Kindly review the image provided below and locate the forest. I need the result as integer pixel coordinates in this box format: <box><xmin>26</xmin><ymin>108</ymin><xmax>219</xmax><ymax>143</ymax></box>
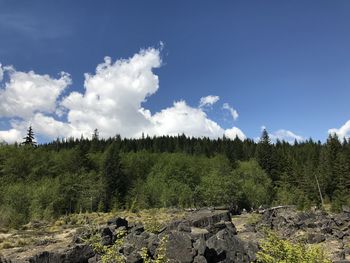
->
<box><xmin>0</xmin><ymin>128</ymin><xmax>350</xmax><ymax>228</ymax></box>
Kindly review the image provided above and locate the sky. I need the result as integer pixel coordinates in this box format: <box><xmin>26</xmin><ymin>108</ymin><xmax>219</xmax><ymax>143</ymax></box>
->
<box><xmin>1</xmin><ymin>0</ymin><xmax>350</xmax><ymax>144</ymax></box>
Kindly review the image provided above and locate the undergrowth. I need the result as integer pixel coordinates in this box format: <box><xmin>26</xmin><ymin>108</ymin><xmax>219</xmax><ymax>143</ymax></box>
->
<box><xmin>256</xmin><ymin>230</ymin><xmax>331</xmax><ymax>263</ymax></box>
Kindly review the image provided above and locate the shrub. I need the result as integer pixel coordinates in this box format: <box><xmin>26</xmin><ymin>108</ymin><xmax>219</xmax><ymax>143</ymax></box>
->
<box><xmin>256</xmin><ymin>231</ymin><xmax>331</xmax><ymax>263</ymax></box>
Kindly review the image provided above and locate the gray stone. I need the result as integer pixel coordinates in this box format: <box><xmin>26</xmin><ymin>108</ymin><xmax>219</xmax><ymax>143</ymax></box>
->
<box><xmin>165</xmin><ymin>231</ymin><xmax>196</xmax><ymax>263</ymax></box>
<box><xmin>193</xmin><ymin>237</ymin><xmax>207</xmax><ymax>256</ymax></box>
<box><xmin>193</xmin><ymin>255</ymin><xmax>207</xmax><ymax>263</ymax></box>
<box><xmin>307</xmin><ymin>233</ymin><xmax>326</xmax><ymax>244</ymax></box>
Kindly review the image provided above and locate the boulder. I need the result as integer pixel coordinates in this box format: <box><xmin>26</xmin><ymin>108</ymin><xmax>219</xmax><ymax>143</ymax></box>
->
<box><xmin>107</xmin><ymin>217</ymin><xmax>128</xmax><ymax>229</ymax></box>
<box><xmin>28</xmin><ymin>244</ymin><xmax>95</xmax><ymax>263</ymax></box>
<box><xmin>165</xmin><ymin>231</ymin><xmax>196</xmax><ymax>263</ymax></box>
<box><xmin>307</xmin><ymin>232</ymin><xmax>326</xmax><ymax>244</ymax></box>
<box><xmin>206</xmin><ymin>229</ymin><xmax>251</xmax><ymax>263</ymax></box>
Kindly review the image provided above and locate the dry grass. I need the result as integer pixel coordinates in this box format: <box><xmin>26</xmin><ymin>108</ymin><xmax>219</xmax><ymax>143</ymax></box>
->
<box><xmin>0</xmin><ymin>208</ymin><xmax>186</xmax><ymax>255</ymax></box>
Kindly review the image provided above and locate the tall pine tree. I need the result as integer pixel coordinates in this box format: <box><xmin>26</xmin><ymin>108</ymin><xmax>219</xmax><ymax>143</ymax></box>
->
<box><xmin>102</xmin><ymin>140</ymin><xmax>127</xmax><ymax>211</ymax></box>
<box><xmin>22</xmin><ymin>126</ymin><xmax>36</xmax><ymax>147</ymax></box>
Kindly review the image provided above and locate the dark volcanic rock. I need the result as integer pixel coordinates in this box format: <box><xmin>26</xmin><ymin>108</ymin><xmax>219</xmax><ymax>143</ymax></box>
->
<box><xmin>206</xmin><ymin>228</ymin><xmax>251</xmax><ymax>263</ymax></box>
<box><xmin>4</xmin><ymin>210</ymin><xmax>257</xmax><ymax>263</ymax></box>
<box><xmin>107</xmin><ymin>217</ymin><xmax>128</xmax><ymax>228</ymax></box>
<box><xmin>307</xmin><ymin>232</ymin><xmax>326</xmax><ymax>244</ymax></box>
<box><xmin>29</xmin><ymin>244</ymin><xmax>94</xmax><ymax>263</ymax></box>
<box><xmin>165</xmin><ymin>231</ymin><xmax>196</xmax><ymax>263</ymax></box>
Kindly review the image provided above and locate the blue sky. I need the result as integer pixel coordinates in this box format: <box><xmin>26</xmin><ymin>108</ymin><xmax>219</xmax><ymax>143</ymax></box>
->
<box><xmin>1</xmin><ymin>0</ymin><xmax>350</xmax><ymax>143</ymax></box>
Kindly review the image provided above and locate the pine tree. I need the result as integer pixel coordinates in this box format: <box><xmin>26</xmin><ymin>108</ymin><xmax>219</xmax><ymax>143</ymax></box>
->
<box><xmin>255</xmin><ymin>129</ymin><xmax>278</xmax><ymax>180</ymax></box>
<box><xmin>102</xmin><ymin>141</ymin><xmax>127</xmax><ymax>211</ymax></box>
<box><xmin>22</xmin><ymin>126</ymin><xmax>36</xmax><ymax>147</ymax></box>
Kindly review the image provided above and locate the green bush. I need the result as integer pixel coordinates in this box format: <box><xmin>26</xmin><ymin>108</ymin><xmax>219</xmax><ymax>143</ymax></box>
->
<box><xmin>256</xmin><ymin>231</ymin><xmax>331</xmax><ymax>263</ymax></box>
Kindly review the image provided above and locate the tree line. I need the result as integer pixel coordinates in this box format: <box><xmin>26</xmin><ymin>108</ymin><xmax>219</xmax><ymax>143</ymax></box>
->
<box><xmin>0</xmin><ymin>128</ymin><xmax>349</xmax><ymax>227</ymax></box>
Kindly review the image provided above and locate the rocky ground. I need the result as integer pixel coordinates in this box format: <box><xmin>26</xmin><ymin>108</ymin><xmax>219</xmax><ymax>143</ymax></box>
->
<box><xmin>1</xmin><ymin>207</ymin><xmax>350</xmax><ymax>262</ymax></box>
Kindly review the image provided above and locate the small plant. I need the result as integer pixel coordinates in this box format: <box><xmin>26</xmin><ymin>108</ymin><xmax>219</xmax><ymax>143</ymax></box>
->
<box><xmin>246</xmin><ymin>213</ymin><xmax>262</xmax><ymax>225</ymax></box>
<box><xmin>85</xmin><ymin>229</ymin><xmax>127</xmax><ymax>263</ymax></box>
<box><xmin>256</xmin><ymin>230</ymin><xmax>331</xmax><ymax>263</ymax></box>
<box><xmin>140</xmin><ymin>235</ymin><xmax>168</xmax><ymax>263</ymax></box>
<box><xmin>144</xmin><ymin>218</ymin><xmax>163</xmax><ymax>234</ymax></box>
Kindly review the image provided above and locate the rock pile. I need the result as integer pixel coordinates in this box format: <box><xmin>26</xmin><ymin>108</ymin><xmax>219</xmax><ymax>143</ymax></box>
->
<box><xmin>1</xmin><ymin>209</ymin><xmax>257</xmax><ymax>263</ymax></box>
<box><xmin>255</xmin><ymin>207</ymin><xmax>350</xmax><ymax>262</ymax></box>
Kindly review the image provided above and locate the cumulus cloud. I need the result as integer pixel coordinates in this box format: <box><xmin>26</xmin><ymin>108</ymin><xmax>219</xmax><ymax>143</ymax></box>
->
<box><xmin>328</xmin><ymin>120</ymin><xmax>350</xmax><ymax>140</ymax></box>
<box><xmin>60</xmin><ymin>48</ymin><xmax>161</xmax><ymax>138</ymax></box>
<box><xmin>0</xmin><ymin>47</ymin><xmax>247</xmax><ymax>143</ymax></box>
<box><xmin>225</xmin><ymin>127</ymin><xmax>246</xmax><ymax>140</ymax></box>
<box><xmin>199</xmin><ymin>95</ymin><xmax>220</xmax><ymax>108</ymax></box>
<box><xmin>0</xmin><ymin>67</ymin><xmax>71</xmax><ymax>118</ymax></box>
<box><xmin>0</xmin><ymin>129</ymin><xmax>23</xmax><ymax>144</ymax></box>
<box><xmin>145</xmin><ymin>100</ymin><xmax>223</xmax><ymax>138</ymax></box>
<box><xmin>222</xmin><ymin>103</ymin><xmax>239</xmax><ymax>121</ymax></box>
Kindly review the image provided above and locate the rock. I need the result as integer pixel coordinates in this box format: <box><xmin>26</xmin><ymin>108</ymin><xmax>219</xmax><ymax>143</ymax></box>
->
<box><xmin>190</xmin><ymin>210</ymin><xmax>231</xmax><ymax>228</ymax></box>
<box><xmin>177</xmin><ymin>222</ymin><xmax>191</xmax><ymax>232</ymax></box>
<box><xmin>244</xmin><ymin>241</ymin><xmax>259</xmax><ymax>262</ymax></box>
<box><xmin>4</xmin><ymin>209</ymin><xmax>259</xmax><ymax>263</ymax></box>
<box><xmin>0</xmin><ymin>257</ymin><xmax>12</xmax><ymax>263</ymax></box>
<box><xmin>206</xmin><ymin>229</ymin><xmax>251</xmax><ymax>262</ymax></box>
<box><xmin>307</xmin><ymin>233</ymin><xmax>326</xmax><ymax>244</ymax></box>
<box><xmin>343</xmin><ymin>206</ymin><xmax>350</xmax><ymax>214</ymax></box>
<box><xmin>107</xmin><ymin>217</ymin><xmax>128</xmax><ymax>228</ymax></box>
<box><xmin>88</xmin><ymin>255</ymin><xmax>101</xmax><ymax>263</ymax></box>
<box><xmin>193</xmin><ymin>255</ymin><xmax>207</xmax><ymax>263</ymax></box>
<box><xmin>125</xmin><ymin>252</ymin><xmax>143</xmax><ymax>263</ymax></box>
<box><xmin>334</xmin><ymin>229</ymin><xmax>346</xmax><ymax>239</ymax></box>
<box><xmin>29</xmin><ymin>244</ymin><xmax>95</xmax><ymax>263</ymax></box>
<box><xmin>193</xmin><ymin>237</ymin><xmax>207</xmax><ymax>256</ymax></box>
<box><xmin>129</xmin><ymin>223</ymin><xmax>144</xmax><ymax>235</ymax></box>
<box><xmin>165</xmin><ymin>231</ymin><xmax>196</xmax><ymax>263</ymax></box>
<box><xmin>207</xmin><ymin>221</ymin><xmax>227</xmax><ymax>235</ymax></box>
<box><xmin>147</xmin><ymin>234</ymin><xmax>159</xmax><ymax>257</ymax></box>
<box><xmin>100</xmin><ymin>227</ymin><xmax>113</xmax><ymax>246</ymax></box>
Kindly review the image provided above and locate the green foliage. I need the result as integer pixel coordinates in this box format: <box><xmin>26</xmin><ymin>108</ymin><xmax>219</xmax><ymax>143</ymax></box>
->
<box><xmin>233</xmin><ymin>160</ymin><xmax>272</xmax><ymax>209</ymax></box>
<box><xmin>256</xmin><ymin>231</ymin><xmax>331</xmax><ymax>263</ymax></box>
<box><xmin>1</xmin><ymin>132</ymin><xmax>350</xmax><ymax>227</ymax></box>
<box><xmin>140</xmin><ymin>235</ymin><xmax>168</xmax><ymax>263</ymax></box>
<box><xmin>102</xmin><ymin>141</ymin><xmax>127</xmax><ymax>211</ymax></box>
<box><xmin>86</xmin><ymin>229</ymin><xmax>127</xmax><ymax>263</ymax></box>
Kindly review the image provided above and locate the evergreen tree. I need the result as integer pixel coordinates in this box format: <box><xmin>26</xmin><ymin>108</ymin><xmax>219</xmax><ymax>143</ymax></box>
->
<box><xmin>255</xmin><ymin>129</ymin><xmax>279</xmax><ymax>181</ymax></box>
<box><xmin>102</xmin><ymin>141</ymin><xmax>127</xmax><ymax>211</ymax></box>
<box><xmin>22</xmin><ymin>126</ymin><xmax>36</xmax><ymax>147</ymax></box>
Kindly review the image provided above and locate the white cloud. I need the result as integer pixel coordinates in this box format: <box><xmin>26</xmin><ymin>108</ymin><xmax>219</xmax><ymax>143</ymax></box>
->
<box><xmin>0</xmin><ymin>67</ymin><xmax>71</xmax><ymax>118</ymax></box>
<box><xmin>0</xmin><ymin>64</ymin><xmax>3</xmax><ymax>81</ymax></box>
<box><xmin>60</xmin><ymin>48</ymin><xmax>161</xmax><ymax>138</ymax></box>
<box><xmin>144</xmin><ymin>100</ymin><xmax>224</xmax><ymax>138</ymax></box>
<box><xmin>328</xmin><ymin>120</ymin><xmax>350</xmax><ymax>140</ymax></box>
<box><xmin>199</xmin><ymin>95</ymin><xmax>220</xmax><ymax>108</ymax></box>
<box><xmin>262</xmin><ymin>129</ymin><xmax>303</xmax><ymax>144</ymax></box>
<box><xmin>0</xmin><ymin>47</ymin><xmax>247</xmax><ymax>143</ymax></box>
<box><xmin>222</xmin><ymin>103</ymin><xmax>239</xmax><ymax>121</ymax></box>
<box><xmin>0</xmin><ymin>129</ymin><xmax>22</xmax><ymax>144</ymax></box>
<box><xmin>224</xmin><ymin>127</ymin><xmax>246</xmax><ymax>140</ymax></box>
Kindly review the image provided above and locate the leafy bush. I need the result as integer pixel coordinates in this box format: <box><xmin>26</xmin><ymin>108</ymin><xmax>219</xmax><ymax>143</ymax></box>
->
<box><xmin>256</xmin><ymin>231</ymin><xmax>331</xmax><ymax>263</ymax></box>
<box><xmin>140</xmin><ymin>235</ymin><xmax>168</xmax><ymax>263</ymax></box>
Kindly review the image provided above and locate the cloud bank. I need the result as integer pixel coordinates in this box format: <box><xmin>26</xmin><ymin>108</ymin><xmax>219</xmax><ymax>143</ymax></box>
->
<box><xmin>269</xmin><ymin>129</ymin><xmax>304</xmax><ymax>143</ymax></box>
<box><xmin>0</xmin><ymin>47</ymin><xmax>246</xmax><ymax>143</ymax></box>
<box><xmin>329</xmin><ymin>120</ymin><xmax>350</xmax><ymax>140</ymax></box>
